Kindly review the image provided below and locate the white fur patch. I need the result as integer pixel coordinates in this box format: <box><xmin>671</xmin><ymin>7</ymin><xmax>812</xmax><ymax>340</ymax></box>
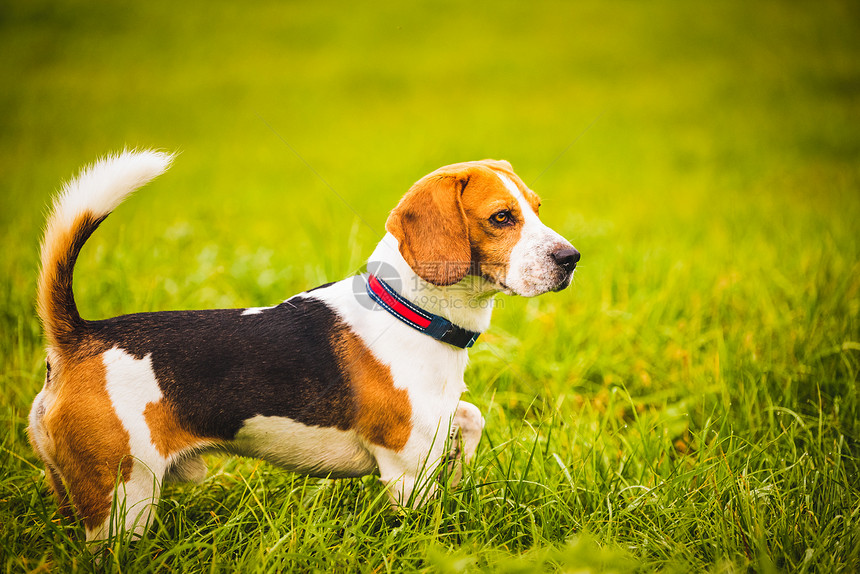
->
<box><xmin>102</xmin><ymin>348</ymin><xmax>164</xmax><ymax>461</ymax></box>
<box><xmin>98</xmin><ymin>347</ymin><xmax>170</xmax><ymax>539</ymax></box>
<box><xmin>51</xmin><ymin>150</ymin><xmax>173</xmax><ymax>228</ymax></box>
<box><xmin>494</xmin><ymin>171</ymin><xmax>573</xmax><ymax>297</ymax></box>
<box><xmin>228</xmin><ymin>414</ymin><xmax>377</xmax><ymax>478</ymax></box>
<box><xmin>241</xmin><ymin>305</ymin><xmax>277</xmax><ymax>316</ymax></box>
<box><xmin>28</xmin><ymin>389</ymin><xmax>55</xmax><ymax>467</ymax></box>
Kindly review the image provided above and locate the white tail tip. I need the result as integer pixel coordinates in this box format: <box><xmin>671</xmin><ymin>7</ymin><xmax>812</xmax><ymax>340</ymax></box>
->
<box><xmin>50</xmin><ymin>149</ymin><xmax>175</xmax><ymax>227</ymax></box>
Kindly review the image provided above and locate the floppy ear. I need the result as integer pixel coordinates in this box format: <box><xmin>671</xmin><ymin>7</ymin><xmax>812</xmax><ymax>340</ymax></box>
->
<box><xmin>386</xmin><ymin>172</ymin><xmax>472</xmax><ymax>286</ymax></box>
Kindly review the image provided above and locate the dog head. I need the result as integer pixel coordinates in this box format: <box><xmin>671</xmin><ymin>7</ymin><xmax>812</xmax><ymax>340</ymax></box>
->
<box><xmin>386</xmin><ymin>160</ymin><xmax>579</xmax><ymax>297</ymax></box>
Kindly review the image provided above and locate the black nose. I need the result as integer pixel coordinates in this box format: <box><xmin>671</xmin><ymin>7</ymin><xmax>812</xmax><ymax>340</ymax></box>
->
<box><xmin>552</xmin><ymin>247</ymin><xmax>580</xmax><ymax>272</ymax></box>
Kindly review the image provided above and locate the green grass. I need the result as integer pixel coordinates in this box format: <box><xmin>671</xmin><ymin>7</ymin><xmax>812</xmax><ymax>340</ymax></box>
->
<box><xmin>2</xmin><ymin>0</ymin><xmax>859</xmax><ymax>571</ymax></box>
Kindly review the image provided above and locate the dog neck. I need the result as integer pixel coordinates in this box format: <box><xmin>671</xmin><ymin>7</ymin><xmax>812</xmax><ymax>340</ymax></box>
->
<box><xmin>367</xmin><ymin>233</ymin><xmax>498</xmax><ymax>334</ymax></box>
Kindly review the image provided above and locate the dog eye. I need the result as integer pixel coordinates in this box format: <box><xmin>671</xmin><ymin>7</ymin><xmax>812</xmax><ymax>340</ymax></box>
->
<box><xmin>490</xmin><ymin>211</ymin><xmax>512</xmax><ymax>225</ymax></box>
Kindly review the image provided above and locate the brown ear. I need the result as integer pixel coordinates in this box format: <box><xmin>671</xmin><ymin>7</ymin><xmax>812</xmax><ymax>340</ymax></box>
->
<box><xmin>385</xmin><ymin>172</ymin><xmax>472</xmax><ymax>286</ymax></box>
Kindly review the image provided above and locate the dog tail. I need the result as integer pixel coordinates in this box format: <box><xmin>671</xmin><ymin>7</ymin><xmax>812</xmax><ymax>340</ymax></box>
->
<box><xmin>38</xmin><ymin>150</ymin><xmax>175</xmax><ymax>350</ymax></box>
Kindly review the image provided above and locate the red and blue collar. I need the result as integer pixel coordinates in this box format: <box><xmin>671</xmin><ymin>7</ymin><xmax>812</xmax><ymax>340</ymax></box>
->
<box><xmin>366</xmin><ymin>274</ymin><xmax>481</xmax><ymax>349</ymax></box>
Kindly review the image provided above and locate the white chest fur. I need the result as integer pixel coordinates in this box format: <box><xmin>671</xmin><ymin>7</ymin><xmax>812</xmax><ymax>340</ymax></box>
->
<box><xmin>305</xmin><ymin>279</ymin><xmax>469</xmax><ymax>429</ymax></box>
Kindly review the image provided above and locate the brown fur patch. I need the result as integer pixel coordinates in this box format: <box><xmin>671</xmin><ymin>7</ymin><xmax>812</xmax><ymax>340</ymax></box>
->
<box><xmin>334</xmin><ymin>328</ymin><xmax>412</xmax><ymax>451</ymax></box>
<box><xmin>386</xmin><ymin>169</ymin><xmax>472</xmax><ymax>286</ymax></box>
<box><xmin>42</xmin><ymin>354</ymin><xmax>133</xmax><ymax>530</ymax></box>
<box><xmin>38</xmin><ymin>210</ymin><xmax>105</xmax><ymax>351</ymax></box>
<box><xmin>460</xmin><ymin>167</ymin><xmax>526</xmax><ymax>285</ymax></box>
<box><xmin>144</xmin><ymin>400</ymin><xmax>209</xmax><ymax>458</ymax></box>
<box><xmin>386</xmin><ymin>160</ymin><xmax>542</xmax><ymax>288</ymax></box>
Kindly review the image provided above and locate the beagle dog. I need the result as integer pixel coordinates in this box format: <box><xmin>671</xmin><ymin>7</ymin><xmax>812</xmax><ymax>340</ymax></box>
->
<box><xmin>28</xmin><ymin>151</ymin><xmax>580</xmax><ymax>543</ymax></box>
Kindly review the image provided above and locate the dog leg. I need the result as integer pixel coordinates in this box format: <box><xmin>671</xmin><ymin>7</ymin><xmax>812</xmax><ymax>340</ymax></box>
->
<box><xmin>444</xmin><ymin>401</ymin><xmax>484</xmax><ymax>486</ymax></box>
<box><xmin>374</xmin><ymin>448</ymin><xmax>439</xmax><ymax>509</ymax></box>
<box><xmin>28</xmin><ymin>389</ymin><xmax>74</xmax><ymax>518</ymax></box>
<box><xmin>85</xmin><ymin>457</ymin><xmax>164</xmax><ymax>543</ymax></box>
<box><xmin>44</xmin><ymin>464</ymin><xmax>74</xmax><ymax>520</ymax></box>
<box><xmin>373</xmin><ymin>402</ymin><xmax>484</xmax><ymax>507</ymax></box>
<box><xmin>164</xmin><ymin>454</ymin><xmax>207</xmax><ymax>484</ymax></box>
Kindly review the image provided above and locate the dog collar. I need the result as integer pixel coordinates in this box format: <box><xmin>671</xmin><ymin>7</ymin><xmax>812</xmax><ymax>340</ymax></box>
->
<box><xmin>365</xmin><ymin>274</ymin><xmax>481</xmax><ymax>349</ymax></box>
